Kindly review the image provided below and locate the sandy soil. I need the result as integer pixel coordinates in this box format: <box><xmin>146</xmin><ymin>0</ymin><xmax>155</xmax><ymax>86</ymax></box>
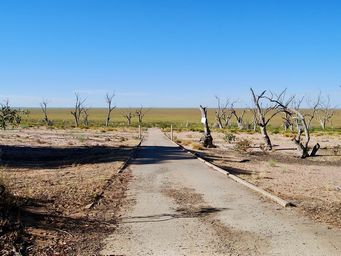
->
<box><xmin>173</xmin><ymin>130</ymin><xmax>341</xmax><ymax>228</ymax></box>
<box><xmin>0</xmin><ymin>127</ymin><xmax>139</xmax><ymax>255</ymax></box>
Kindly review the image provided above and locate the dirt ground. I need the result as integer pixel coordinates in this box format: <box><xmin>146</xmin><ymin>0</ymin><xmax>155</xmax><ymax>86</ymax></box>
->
<box><xmin>0</xmin><ymin>127</ymin><xmax>139</xmax><ymax>255</ymax></box>
<box><xmin>173</xmin><ymin>130</ymin><xmax>341</xmax><ymax>228</ymax></box>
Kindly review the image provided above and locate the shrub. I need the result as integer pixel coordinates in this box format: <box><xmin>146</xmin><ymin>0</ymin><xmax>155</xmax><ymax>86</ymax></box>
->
<box><xmin>259</xmin><ymin>143</ymin><xmax>267</xmax><ymax>152</ymax></box>
<box><xmin>0</xmin><ymin>102</ymin><xmax>26</xmax><ymax>130</ymax></box>
<box><xmin>267</xmin><ymin>159</ymin><xmax>277</xmax><ymax>167</ymax></box>
<box><xmin>118</xmin><ymin>136</ymin><xmax>127</xmax><ymax>142</ymax></box>
<box><xmin>191</xmin><ymin>142</ymin><xmax>204</xmax><ymax>150</ymax></box>
<box><xmin>332</xmin><ymin>145</ymin><xmax>341</xmax><ymax>156</ymax></box>
<box><xmin>234</xmin><ymin>139</ymin><xmax>251</xmax><ymax>153</ymax></box>
<box><xmin>223</xmin><ymin>133</ymin><xmax>236</xmax><ymax>143</ymax></box>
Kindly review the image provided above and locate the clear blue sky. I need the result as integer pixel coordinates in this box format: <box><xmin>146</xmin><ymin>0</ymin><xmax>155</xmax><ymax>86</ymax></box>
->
<box><xmin>0</xmin><ymin>0</ymin><xmax>340</xmax><ymax>107</ymax></box>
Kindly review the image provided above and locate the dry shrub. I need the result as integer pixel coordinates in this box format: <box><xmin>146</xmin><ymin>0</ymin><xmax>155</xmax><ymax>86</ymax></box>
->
<box><xmin>331</xmin><ymin>145</ymin><xmax>341</xmax><ymax>156</ymax></box>
<box><xmin>118</xmin><ymin>136</ymin><xmax>127</xmax><ymax>142</ymax></box>
<box><xmin>35</xmin><ymin>138</ymin><xmax>45</xmax><ymax>144</ymax></box>
<box><xmin>175</xmin><ymin>138</ymin><xmax>182</xmax><ymax>144</ymax></box>
<box><xmin>267</xmin><ymin>159</ymin><xmax>277</xmax><ymax>167</ymax></box>
<box><xmin>234</xmin><ymin>139</ymin><xmax>251</xmax><ymax>153</ymax></box>
<box><xmin>191</xmin><ymin>142</ymin><xmax>204</xmax><ymax>150</ymax></box>
<box><xmin>181</xmin><ymin>140</ymin><xmax>191</xmax><ymax>146</ymax></box>
<box><xmin>223</xmin><ymin>133</ymin><xmax>236</xmax><ymax>143</ymax></box>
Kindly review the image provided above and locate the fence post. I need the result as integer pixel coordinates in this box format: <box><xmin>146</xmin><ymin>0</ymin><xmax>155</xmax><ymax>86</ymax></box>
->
<box><xmin>171</xmin><ymin>125</ymin><xmax>173</xmax><ymax>141</ymax></box>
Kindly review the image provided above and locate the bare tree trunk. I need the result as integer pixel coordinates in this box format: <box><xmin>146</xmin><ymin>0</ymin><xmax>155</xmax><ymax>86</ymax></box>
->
<box><xmin>40</xmin><ymin>99</ymin><xmax>51</xmax><ymax>125</ymax></box>
<box><xmin>70</xmin><ymin>93</ymin><xmax>85</xmax><ymax>127</ymax></box>
<box><xmin>215</xmin><ymin>117</ymin><xmax>223</xmax><ymax>129</ymax></box>
<box><xmin>232</xmin><ymin>109</ymin><xmax>245</xmax><ymax>130</ymax></box>
<box><xmin>320</xmin><ymin>120</ymin><xmax>326</xmax><ymax>130</ymax></box>
<box><xmin>237</xmin><ymin>119</ymin><xmax>244</xmax><ymax>130</ymax></box>
<box><xmin>83</xmin><ymin>107</ymin><xmax>90</xmax><ymax>127</ymax></box>
<box><xmin>292</xmin><ymin>111</ymin><xmax>319</xmax><ymax>158</ymax></box>
<box><xmin>260</xmin><ymin>125</ymin><xmax>272</xmax><ymax>150</ymax></box>
<box><xmin>199</xmin><ymin>105</ymin><xmax>214</xmax><ymax>148</ymax></box>
<box><xmin>105</xmin><ymin>93</ymin><xmax>116</xmax><ymax>127</ymax></box>
<box><xmin>135</xmin><ymin>106</ymin><xmax>150</xmax><ymax>124</ymax></box>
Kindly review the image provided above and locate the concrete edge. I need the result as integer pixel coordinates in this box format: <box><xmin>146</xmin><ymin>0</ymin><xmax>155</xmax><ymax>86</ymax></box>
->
<box><xmin>164</xmin><ymin>132</ymin><xmax>292</xmax><ymax>208</ymax></box>
<box><xmin>85</xmin><ymin>139</ymin><xmax>143</xmax><ymax>209</ymax></box>
<box><xmin>117</xmin><ymin>139</ymin><xmax>143</xmax><ymax>174</ymax></box>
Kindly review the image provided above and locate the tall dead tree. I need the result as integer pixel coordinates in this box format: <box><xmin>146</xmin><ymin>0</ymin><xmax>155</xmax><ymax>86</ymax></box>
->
<box><xmin>214</xmin><ymin>96</ymin><xmax>229</xmax><ymax>129</ymax></box>
<box><xmin>250</xmin><ymin>88</ymin><xmax>290</xmax><ymax>150</ymax></box>
<box><xmin>40</xmin><ymin>99</ymin><xmax>51</xmax><ymax>125</ymax></box>
<box><xmin>199</xmin><ymin>105</ymin><xmax>214</xmax><ymax>148</ymax></box>
<box><xmin>268</xmin><ymin>94</ymin><xmax>321</xmax><ymax>158</ymax></box>
<box><xmin>105</xmin><ymin>93</ymin><xmax>116</xmax><ymax>127</ymax></box>
<box><xmin>318</xmin><ymin>96</ymin><xmax>334</xmax><ymax>130</ymax></box>
<box><xmin>231</xmin><ymin>104</ymin><xmax>245</xmax><ymax>130</ymax></box>
<box><xmin>70</xmin><ymin>93</ymin><xmax>86</xmax><ymax>127</ymax></box>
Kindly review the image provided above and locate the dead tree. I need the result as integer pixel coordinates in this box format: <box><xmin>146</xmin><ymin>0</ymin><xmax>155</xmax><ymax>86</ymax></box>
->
<box><xmin>82</xmin><ymin>107</ymin><xmax>90</xmax><ymax>127</ymax></box>
<box><xmin>121</xmin><ymin>108</ymin><xmax>133</xmax><ymax>126</ymax></box>
<box><xmin>135</xmin><ymin>106</ymin><xmax>149</xmax><ymax>124</ymax></box>
<box><xmin>282</xmin><ymin>112</ymin><xmax>293</xmax><ymax>131</ymax></box>
<box><xmin>105</xmin><ymin>93</ymin><xmax>116</xmax><ymax>127</ymax></box>
<box><xmin>40</xmin><ymin>99</ymin><xmax>51</xmax><ymax>125</ymax></box>
<box><xmin>250</xmin><ymin>88</ymin><xmax>290</xmax><ymax>150</ymax></box>
<box><xmin>268</xmin><ymin>94</ymin><xmax>321</xmax><ymax>158</ymax></box>
<box><xmin>318</xmin><ymin>96</ymin><xmax>334</xmax><ymax>130</ymax></box>
<box><xmin>248</xmin><ymin>108</ymin><xmax>258</xmax><ymax>131</ymax></box>
<box><xmin>70</xmin><ymin>93</ymin><xmax>86</xmax><ymax>127</ymax></box>
<box><xmin>199</xmin><ymin>105</ymin><xmax>214</xmax><ymax>148</ymax></box>
<box><xmin>231</xmin><ymin>104</ymin><xmax>245</xmax><ymax>130</ymax></box>
<box><xmin>214</xmin><ymin>96</ymin><xmax>229</xmax><ymax>129</ymax></box>
<box><xmin>222</xmin><ymin>110</ymin><xmax>234</xmax><ymax>127</ymax></box>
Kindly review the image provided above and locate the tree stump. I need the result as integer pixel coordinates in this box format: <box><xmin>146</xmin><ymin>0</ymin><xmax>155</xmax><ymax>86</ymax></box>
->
<box><xmin>199</xmin><ymin>105</ymin><xmax>214</xmax><ymax>148</ymax></box>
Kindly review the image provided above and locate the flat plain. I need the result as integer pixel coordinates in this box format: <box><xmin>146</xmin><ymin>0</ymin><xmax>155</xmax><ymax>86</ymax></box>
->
<box><xmin>22</xmin><ymin>108</ymin><xmax>341</xmax><ymax>130</ymax></box>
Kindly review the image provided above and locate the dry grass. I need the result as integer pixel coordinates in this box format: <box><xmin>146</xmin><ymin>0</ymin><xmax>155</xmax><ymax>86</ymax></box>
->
<box><xmin>0</xmin><ymin>128</ymin><xmax>139</xmax><ymax>255</ymax></box>
<box><xmin>22</xmin><ymin>108</ymin><xmax>341</xmax><ymax>128</ymax></box>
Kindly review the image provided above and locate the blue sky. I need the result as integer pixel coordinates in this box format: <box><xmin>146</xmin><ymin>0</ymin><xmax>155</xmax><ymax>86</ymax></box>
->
<box><xmin>0</xmin><ymin>0</ymin><xmax>340</xmax><ymax>107</ymax></box>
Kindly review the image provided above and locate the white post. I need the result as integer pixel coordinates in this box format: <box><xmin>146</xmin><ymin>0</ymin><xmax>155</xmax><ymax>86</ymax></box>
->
<box><xmin>139</xmin><ymin>125</ymin><xmax>142</xmax><ymax>139</ymax></box>
<box><xmin>171</xmin><ymin>125</ymin><xmax>173</xmax><ymax>141</ymax></box>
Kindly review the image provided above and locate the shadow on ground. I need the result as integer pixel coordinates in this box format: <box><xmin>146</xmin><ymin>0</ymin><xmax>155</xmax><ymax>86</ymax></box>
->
<box><xmin>121</xmin><ymin>207</ymin><xmax>229</xmax><ymax>224</ymax></box>
<box><xmin>0</xmin><ymin>145</ymin><xmax>134</xmax><ymax>169</ymax></box>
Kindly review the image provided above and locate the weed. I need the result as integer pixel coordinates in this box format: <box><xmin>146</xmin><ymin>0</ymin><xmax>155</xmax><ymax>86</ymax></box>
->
<box><xmin>332</xmin><ymin>145</ymin><xmax>341</xmax><ymax>156</ymax></box>
<box><xmin>267</xmin><ymin>159</ymin><xmax>277</xmax><ymax>167</ymax></box>
<box><xmin>35</xmin><ymin>138</ymin><xmax>45</xmax><ymax>144</ymax></box>
<box><xmin>175</xmin><ymin>138</ymin><xmax>182</xmax><ymax>144</ymax></box>
<box><xmin>234</xmin><ymin>139</ymin><xmax>251</xmax><ymax>153</ymax></box>
<box><xmin>191</xmin><ymin>142</ymin><xmax>204</xmax><ymax>150</ymax></box>
<box><xmin>181</xmin><ymin>140</ymin><xmax>191</xmax><ymax>146</ymax></box>
<box><xmin>259</xmin><ymin>143</ymin><xmax>267</xmax><ymax>152</ymax></box>
<box><xmin>118</xmin><ymin>136</ymin><xmax>127</xmax><ymax>142</ymax></box>
<box><xmin>77</xmin><ymin>135</ymin><xmax>87</xmax><ymax>143</ymax></box>
<box><xmin>223</xmin><ymin>133</ymin><xmax>236</xmax><ymax>143</ymax></box>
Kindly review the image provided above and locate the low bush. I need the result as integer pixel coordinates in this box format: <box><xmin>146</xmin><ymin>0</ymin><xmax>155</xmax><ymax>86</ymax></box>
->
<box><xmin>191</xmin><ymin>142</ymin><xmax>204</xmax><ymax>150</ymax></box>
<box><xmin>223</xmin><ymin>133</ymin><xmax>237</xmax><ymax>143</ymax></box>
<box><xmin>233</xmin><ymin>139</ymin><xmax>252</xmax><ymax>153</ymax></box>
<box><xmin>332</xmin><ymin>145</ymin><xmax>341</xmax><ymax>156</ymax></box>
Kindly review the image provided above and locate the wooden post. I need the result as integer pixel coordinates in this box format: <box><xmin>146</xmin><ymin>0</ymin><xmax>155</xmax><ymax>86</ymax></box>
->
<box><xmin>139</xmin><ymin>125</ymin><xmax>142</xmax><ymax>139</ymax></box>
<box><xmin>171</xmin><ymin>125</ymin><xmax>173</xmax><ymax>141</ymax></box>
